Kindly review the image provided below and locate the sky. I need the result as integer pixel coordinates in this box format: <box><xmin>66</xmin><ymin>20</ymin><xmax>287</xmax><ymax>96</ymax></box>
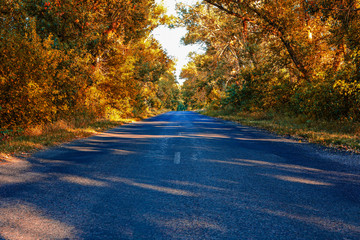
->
<box><xmin>152</xmin><ymin>0</ymin><xmax>204</xmax><ymax>84</ymax></box>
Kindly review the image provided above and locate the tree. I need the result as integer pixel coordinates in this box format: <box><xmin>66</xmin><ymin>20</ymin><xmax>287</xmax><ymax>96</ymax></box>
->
<box><xmin>179</xmin><ymin>0</ymin><xmax>360</xmax><ymax>120</ymax></box>
<box><xmin>0</xmin><ymin>0</ymin><xmax>178</xmax><ymax>129</ymax></box>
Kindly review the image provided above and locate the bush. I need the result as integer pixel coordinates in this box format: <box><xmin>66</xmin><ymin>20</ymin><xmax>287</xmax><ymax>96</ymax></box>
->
<box><xmin>0</xmin><ymin>20</ymin><xmax>92</xmax><ymax>129</ymax></box>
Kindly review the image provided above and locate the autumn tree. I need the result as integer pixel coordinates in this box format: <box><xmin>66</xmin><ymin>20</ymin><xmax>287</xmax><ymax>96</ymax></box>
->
<box><xmin>180</xmin><ymin>0</ymin><xmax>360</xmax><ymax>120</ymax></box>
<box><xmin>0</xmin><ymin>0</ymin><xmax>178</xmax><ymax>130</ymax></box>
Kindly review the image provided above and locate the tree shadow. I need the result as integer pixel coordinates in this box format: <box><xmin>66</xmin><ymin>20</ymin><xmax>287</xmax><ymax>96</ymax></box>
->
<box><xmin>0</xmin><ymin>111</ymin><xmax>359</xmax><ymax>239</ymax></box>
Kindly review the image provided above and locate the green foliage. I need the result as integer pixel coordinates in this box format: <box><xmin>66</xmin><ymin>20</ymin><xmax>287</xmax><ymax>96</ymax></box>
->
<box><xmin>221</xmin><ymin>84</ymin><xmax>242</xmax><ymax>109</ymax></box>
<box><xmin>177</xmin><ymin>103</ymin><xmax>187</xmax><ymax>111</ymax></box>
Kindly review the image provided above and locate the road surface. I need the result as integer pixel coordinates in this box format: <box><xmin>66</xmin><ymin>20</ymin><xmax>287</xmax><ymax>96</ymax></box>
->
<box><xmin>0</xmin><ymin>111</ymin><xmax>360</xmax><ymax>239</ymax></box>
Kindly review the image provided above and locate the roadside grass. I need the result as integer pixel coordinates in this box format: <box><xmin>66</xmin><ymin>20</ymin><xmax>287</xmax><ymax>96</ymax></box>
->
<box><xmin>0</xmin><ymin>110</ymin><xmax>165</xmax><ymax>159</ymax></box>
<box><xmin>203</xmin><ymin>109</ymin><xmax>360</xmax><ymax>153</ymax></box>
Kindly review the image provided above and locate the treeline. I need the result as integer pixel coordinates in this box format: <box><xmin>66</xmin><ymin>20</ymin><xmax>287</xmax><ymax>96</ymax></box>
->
<box><xmin>0</xmin><ymin>0</ymin><xmax>180</xmax><ymax>131</ymax></box>
<box><xmin>180</xmin><ymin>0</ymin><xmax>360</xmax><ymax>121</ymax></box>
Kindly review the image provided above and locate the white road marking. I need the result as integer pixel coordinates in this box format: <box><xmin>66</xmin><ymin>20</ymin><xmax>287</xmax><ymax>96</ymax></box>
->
<box><xmin>174</xmin><ymin>152</ymin><xmax>181</xmax><ymax>164</ymax></box>
<box><xmin>191</xmin><ymin>153</ymin><xmax>198</xmax><ymax>161</ymax></box>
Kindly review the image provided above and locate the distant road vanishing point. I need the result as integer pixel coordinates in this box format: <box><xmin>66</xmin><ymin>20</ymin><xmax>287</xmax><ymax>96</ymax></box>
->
<box><xmin>0</xmin><ymin>111</ymin><xmax>360</xmax><ymax>239</ymax></box>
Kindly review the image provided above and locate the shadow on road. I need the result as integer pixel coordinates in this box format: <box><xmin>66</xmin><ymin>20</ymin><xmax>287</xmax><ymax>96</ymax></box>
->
<box><xmin>0</xmin><ymin>112</ymin><xmax>359</xmax><ymax>239</ymax></box>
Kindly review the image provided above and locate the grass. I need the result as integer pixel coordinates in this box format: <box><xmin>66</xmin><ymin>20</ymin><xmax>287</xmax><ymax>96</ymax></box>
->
<box><xmin>203</xmin><ymin>109</ymin><xmax>360</xmax><ymax>153</ymax></box>
<box><xmin>0</xmin><ymin>110</ymin><xmax>165</xmax><ymax>160</ymax></box>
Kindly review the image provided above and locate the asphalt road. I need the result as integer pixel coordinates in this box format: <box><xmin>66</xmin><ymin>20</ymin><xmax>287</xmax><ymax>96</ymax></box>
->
<box><xmin>1</xmin><ymin>111</ymin><xmax>360</xmax><ymax>240</ymax></box>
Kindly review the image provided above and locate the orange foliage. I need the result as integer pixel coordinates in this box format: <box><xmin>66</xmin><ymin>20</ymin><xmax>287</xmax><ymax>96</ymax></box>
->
<box><xmin>0</xmin><ymin>0</ymin><xmax>178</xmax><ymax>133</ymax></box>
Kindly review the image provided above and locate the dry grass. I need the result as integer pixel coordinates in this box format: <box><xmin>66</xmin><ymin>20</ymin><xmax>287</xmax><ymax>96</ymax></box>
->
<box><xmin>204</xmin><ymin>109</ymin><xmax>360</xmax><ymax>153</ymax></box>
<box><xmin>0</xmin><ymin>120</ymin><xmax>120</xmax><ymax>156</ymax></box>
<box><xmin>0</xmin><ymin>110</ymin><xmax>164</xmax><ymax>158</ymax></box>
<box><xmin>24</xmin><ymin>125</ymin><xmax>44</xmax><ymax>137</ymax></box>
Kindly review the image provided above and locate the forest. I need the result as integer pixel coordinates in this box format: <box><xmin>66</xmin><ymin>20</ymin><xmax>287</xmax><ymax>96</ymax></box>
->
<box><xmin>180</xmin><ymin>0</ymin><xmax>360</xmax><ymax>122</ymax></box>
<box><xmin>1</xmin><ymin>0</ymin><xmax>360</xmax><ymax>152</ymax></box>
<box><xmin>0</xmin><ymin>0</ymin><xmax>180</xmax><ymax>132</ymax></box>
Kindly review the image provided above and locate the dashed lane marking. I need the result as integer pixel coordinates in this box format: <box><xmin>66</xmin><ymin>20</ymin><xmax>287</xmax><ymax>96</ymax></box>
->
<box><xmin>174</xmin><ymin>152</ymin><xmax>181</xmax><ymax>164</ymax></box>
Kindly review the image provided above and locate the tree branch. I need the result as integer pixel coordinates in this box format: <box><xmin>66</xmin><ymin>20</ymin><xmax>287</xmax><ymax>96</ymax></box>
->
<box><xmin>204</xmin><ymin>0</ymin><xmax>309</xmax><ymax>80</ymax></box>
<box><xmin>203</xmin><ymin>0</ymin><xmax>251</xmax><ymax>21</ymax></box>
